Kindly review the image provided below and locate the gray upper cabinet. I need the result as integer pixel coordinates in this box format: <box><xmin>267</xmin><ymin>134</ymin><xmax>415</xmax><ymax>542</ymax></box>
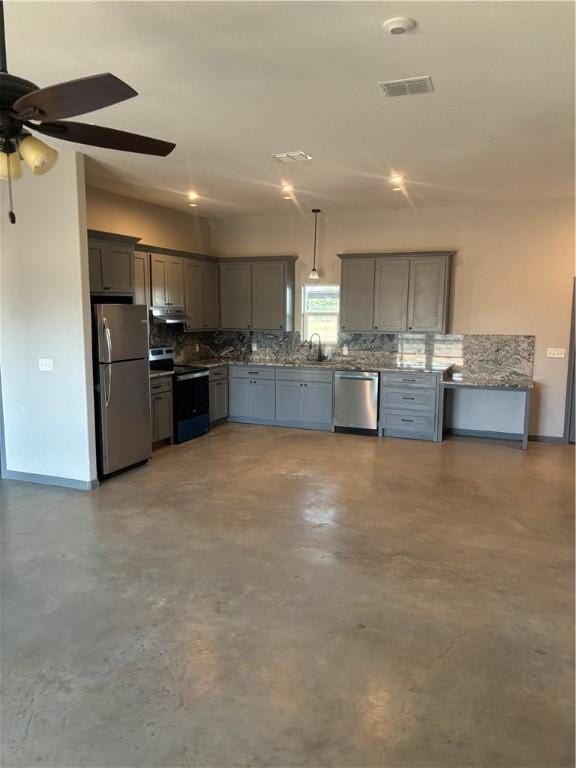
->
<box><xmin>220</xmin><ymin>263</ymin><xmax>252</xmax><ymax>329</ymax></box>
<box><xmin>252</xmin><ymin>261</ymin><xmax>286</xmax><ymax>330</ymax></box>
<box><xmin>374</xmin><ymin>258</ymin><xmax>410</xmax><ymax>332</ymax></box>
<box><xmin>202</xmin><ymin>263</ymin><xmax>220</xmax><ymax>329</ymax></box>
<box><xmin>183</xmin><ymin>261</ymin><xmax>203</xmax><ymax>329</ymax></box>
<box><xmin>87</xmin><ymin>232</ymin><xmax>139</xmax><ymax>295</ymax></box>
<box><xmin>133</xmin><ymin>251</ymin><xmax>150</xmax><ymax>307</ymax></box>
<box><xmin>150</xmin><ymin>253</ymin><xmax>184</xmax><ymax>309</ymax></box>
<box><xmin>340</xmin><ymin>259</ymin><xmax>375</xmax><ymax>332</ymax></box>
<box><xmin>219</xmin><ymin>257</ymin><xmax>296</xmax><ymax>331</ymax></box>
<box><xmin>339</xmin><ymin>252</ymin><xmax>452</xmax><ymax>334</ymax></box>
<box><xmin>407</xmin><ymin>257</ymin><xmax>448</xmax><ymax>332</ymax></box>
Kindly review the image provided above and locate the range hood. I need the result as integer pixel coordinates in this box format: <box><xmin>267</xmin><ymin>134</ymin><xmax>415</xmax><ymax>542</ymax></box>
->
<box><xmin>151</xmin><ymin>308</ymin><xmax>191</xmax><ymax>325</ymax></box>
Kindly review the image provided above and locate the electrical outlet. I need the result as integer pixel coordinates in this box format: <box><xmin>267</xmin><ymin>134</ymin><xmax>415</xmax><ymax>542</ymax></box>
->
<box><xmin>342</xmin><ymin>345</ymin><xmax>349</xmax><ymax>357</ymax></box>
<box><xmin>251</xmin><ymin>342</ymin><xmax>258</xmax><ymax>352</ymax></box>
<box><xmin>38</xmin><ymin>358</ymin><xmax>53</xmax><ymax>372</ymax></box>
<box><xmin>195</xmin><ymin>343</ymin><xmax>199</xmax><ymax>353</ymax></box>
<box><xmin>546</xmin><ymin>347</ymin><xmax>566</xmax><ymax>359</ymax></box>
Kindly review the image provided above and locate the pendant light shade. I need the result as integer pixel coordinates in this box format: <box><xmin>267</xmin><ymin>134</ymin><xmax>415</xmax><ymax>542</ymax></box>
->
<box><xmin>308</xmin><ymin>208</ymin><xmax>321</xmax><ymax>280</ymax></box>
<box><xmin>0</xmin><ymin>151</ymin><xmax>22</xmax><ymax>181</ymax></box>
<box><xmin>19</xmin><ymin>135</ymin><xmax>59</xmax><ymax>176</ymax></box>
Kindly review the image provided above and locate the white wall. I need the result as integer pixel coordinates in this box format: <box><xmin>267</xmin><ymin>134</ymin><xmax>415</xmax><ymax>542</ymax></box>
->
<box><xmin>213</xmin><ymin>200</ymin><xmax>575</xmax><ymax>437</ymax></box>
<box><xmin>86</xmin><ymin>186</ymin><xmax>212</xmax><ymax>254</ymax></box>
<box><xmin>0</xmin><ymin>151</ymin><xmax>97</xmax><ymax>487</ymax></box>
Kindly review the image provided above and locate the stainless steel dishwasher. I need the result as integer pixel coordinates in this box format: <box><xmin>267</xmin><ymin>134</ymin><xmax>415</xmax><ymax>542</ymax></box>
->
<box><xmin>334</xmin><ymin>370</ymin><xmax>379</xmax><ymax>434</ymax></box>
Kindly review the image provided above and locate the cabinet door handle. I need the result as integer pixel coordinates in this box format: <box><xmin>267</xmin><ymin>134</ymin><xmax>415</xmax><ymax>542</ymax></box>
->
<box><xmin>401</xmin><ymin>418</ymin><xmax>414</xmax><ymax>423</ymax></box>
<box><xmin>402</xmin><ymin>396</ymin><xmax>415</xmax><ymax>400</ymax></box>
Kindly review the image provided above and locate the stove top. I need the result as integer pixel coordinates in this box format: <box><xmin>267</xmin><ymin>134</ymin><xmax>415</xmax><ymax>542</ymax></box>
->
<box><xmin>174</xmin><ymin>364</ymin><xmax>209</xmax><ymax>376</ymax></box>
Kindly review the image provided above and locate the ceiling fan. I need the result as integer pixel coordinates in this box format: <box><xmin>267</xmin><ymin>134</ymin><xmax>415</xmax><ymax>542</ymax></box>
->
<box><xmin>0</xmin><ymin>0</ymin><xmax>175</xmax><ymax>222</ymax></box>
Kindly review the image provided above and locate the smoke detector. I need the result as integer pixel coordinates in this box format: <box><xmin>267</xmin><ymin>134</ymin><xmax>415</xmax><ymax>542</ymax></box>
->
<box><xmin>382</xmin><ymin>17</ymin><xmax>417</xmax><ymax>35</ymax></box>
<box><xmin>378</xmin><ymin>76</ymin><xmax>434</xmax><ymax>98</ymax></box>
<box><xmin>272</xmin><ymin>151</ymin><xmax>312</xmax><ymax>163</ymax></box>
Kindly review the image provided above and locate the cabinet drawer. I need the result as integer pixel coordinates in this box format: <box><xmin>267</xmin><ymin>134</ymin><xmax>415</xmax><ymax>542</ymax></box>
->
<box><xmin>150</xmin><ymin>377</ymin><xmax>173</xmax><ymax>394</ymax></box>
<box><xmin>275</xmin><ymin>367</ymin><xmax>333</xmax><ymax>384</ymax></box>
<box><xmin>230</xmin><ymin>365</ymin><xmax>275</xmax><ymax>381</ymax></box>
<box><xmin>380</xmin><ymin>410</ymin><xmax>436</xmax><ymax>440</ymax></box>
<box><xmin>209</xmin><ymin>366</ymin><xmax>228</xmax><ymax>381</ymax></box>
<box><xmin>381</xmin><ymin>372</ymin><xmax>438</xmax><ymax>389</ymax></box>
<box><xmin>380</xmin><ymin>387</ymin><xmax>436</xmax><ymax>412</ymax></box>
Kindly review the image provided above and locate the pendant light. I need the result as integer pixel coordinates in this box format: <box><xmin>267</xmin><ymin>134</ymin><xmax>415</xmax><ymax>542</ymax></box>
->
<box><xmin>308</xmin><ymin>208</ymin><xmax>321</xmax><ymax>280</ymax></box>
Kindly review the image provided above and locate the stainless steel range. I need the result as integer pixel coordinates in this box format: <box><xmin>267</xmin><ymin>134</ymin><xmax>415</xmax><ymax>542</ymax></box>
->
<box><xmin>149</xmin><ymin>347</ymin><xmax>210</xmax><ymax>443</ymax></box>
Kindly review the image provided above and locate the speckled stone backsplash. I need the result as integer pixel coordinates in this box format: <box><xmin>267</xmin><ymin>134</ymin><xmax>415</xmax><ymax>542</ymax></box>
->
<box><xmin>149</xmin><ymin>326</ymin><xmax>534</xmax><ymax>379</ymax></box>
<box><xmin>339</xmin><ymin>332</ymin><xmax>535</xmax><ymax>378</ymax></box>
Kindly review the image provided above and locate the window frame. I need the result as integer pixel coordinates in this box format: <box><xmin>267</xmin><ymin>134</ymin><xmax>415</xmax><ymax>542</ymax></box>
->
<box><xmin>301</xmin><ymin>283</ymin><xmax>340</xmax><ymax>343</ymax></box>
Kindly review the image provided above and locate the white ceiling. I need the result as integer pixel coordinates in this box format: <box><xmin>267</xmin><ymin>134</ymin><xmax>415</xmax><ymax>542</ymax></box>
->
<box><xmin>5</xmin><ymin>1</ymin><xmax>575</xmax><ymax>218</ymax></box>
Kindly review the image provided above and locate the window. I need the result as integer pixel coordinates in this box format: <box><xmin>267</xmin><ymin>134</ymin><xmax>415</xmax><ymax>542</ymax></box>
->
<box><xmin>302</xmin><ymin>284</ymin><xmax>340</xmax><ymax>343</ymax></box>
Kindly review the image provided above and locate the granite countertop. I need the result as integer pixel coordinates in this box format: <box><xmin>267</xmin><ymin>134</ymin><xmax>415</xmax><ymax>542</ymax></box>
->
<box><xmin>188</xmin><ymin>357</ymin><xmax>453</xmax><ymax>374</ymax></box>
<box><xmin>443</xmin><ymin>372</ymin><xmax>534</xmax><ymax>390</ymax></box>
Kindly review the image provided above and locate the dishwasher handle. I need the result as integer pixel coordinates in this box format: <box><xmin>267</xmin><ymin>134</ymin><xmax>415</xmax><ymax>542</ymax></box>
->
<box><xmin>335</xmin><ymin>372</ymin><xmax>379</xmax><ymax>381</ymax></box>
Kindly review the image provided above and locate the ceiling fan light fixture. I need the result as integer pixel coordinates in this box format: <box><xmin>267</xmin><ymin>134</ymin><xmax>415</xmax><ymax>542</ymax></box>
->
<box><xmin>19</xmin><ymin>135</ymin><xmax>58</xmax><ymax>176</ymax></box>
<box><xmin>0</xmin><ymin>151</ymin><xmax>22</xmax><ymax>181</ymax></box>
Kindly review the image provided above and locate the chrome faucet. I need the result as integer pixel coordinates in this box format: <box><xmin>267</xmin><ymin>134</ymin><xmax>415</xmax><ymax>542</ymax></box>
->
<box><xmin>308</xmin><ymin>333</ymin><xmax>324</xmax><ymax>362</ymax></box>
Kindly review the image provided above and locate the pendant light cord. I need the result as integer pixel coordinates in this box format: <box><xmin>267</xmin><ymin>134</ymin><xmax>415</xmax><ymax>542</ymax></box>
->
<box><xmin>313</xmin><ymin>213</ymin><xmax>318</xmax><ymax>271</ymax></box>
<box><xmin>311</xmin><ymin>208</ymin><xmax>321</xmax><ymax>272</ymax></box>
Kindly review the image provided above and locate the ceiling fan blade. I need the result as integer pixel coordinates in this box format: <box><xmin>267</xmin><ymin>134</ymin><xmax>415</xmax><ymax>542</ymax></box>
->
<box><xmin>13</xmin><ymin>73</ymin><xmax>137</xmax><ymax>121</ymax></box>
<box><xmin>29</xmin><ymin>120</ymin><xmax>175</xmax><ymax>157</ymax></box>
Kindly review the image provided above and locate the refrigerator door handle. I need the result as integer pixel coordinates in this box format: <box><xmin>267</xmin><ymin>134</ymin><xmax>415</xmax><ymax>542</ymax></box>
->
<box><xmin>103</xmin><ymin>317</ymin><xmax>113</xmax><ymax>361</ymax></box>
<box><xmin>105</xmin><ymin>365</ymin><xmax>112</xmax><ymax>408</ymax></box>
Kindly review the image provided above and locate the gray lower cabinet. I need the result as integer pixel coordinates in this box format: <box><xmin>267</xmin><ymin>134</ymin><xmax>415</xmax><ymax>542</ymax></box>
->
<box><xmin>275</xmin><ymin>368</ymin><xmax>333</xmax><ymax>429</ymax></box>
<box><xmin>210</xmin><ymin>380</ymin><xmax>228</xmax><ymax>422</ymax></box>
<box><xmin>379</xmin><ymin>372</ymin><xmax>441</xmax><ymax>441</ymax></box>
<box><xmin>209</xmin><ymin>366</ymin><xmax>228</xmax><ymax>422</ymax></box>
<box><xmin>339</xmin><ymin>252</ymin><xmax>453</xmax><ymax>333</ymax></box>
<box><xmin>88</xmin><ymin>232</ymin><xmax>139</xmax><ymax>295</ymax></box>
<box><xmin>228</xmin><ymin>366</ymin><xmax>276</xmax><ymax>421</ymax></box>
<box><xmin>150</xmin><ymin>377</ymin><xmax>173</xmax><ymax>444</ymax></box>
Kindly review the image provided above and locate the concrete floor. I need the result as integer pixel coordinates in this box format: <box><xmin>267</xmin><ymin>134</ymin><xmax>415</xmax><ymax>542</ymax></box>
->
<box><xmin>1</xmin><ymin>424</ymin><xmax>574</xmax><ymax>768</ymax></box>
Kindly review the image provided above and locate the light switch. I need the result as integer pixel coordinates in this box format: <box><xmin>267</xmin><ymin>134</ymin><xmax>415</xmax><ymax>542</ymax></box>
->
<box><xmin>546</xmin><ymin>347</ymin><xmax>566</xmax><ymax>359</ymax></box>
<box><xmin>38</xmin><ymin>358</ymin><xmax>54</xmax><ymax>372</ymax></box>
<box><xmin>251</xmin><ymin>341</ymin><xmax>258</xmax><ymax>352</ymax></box>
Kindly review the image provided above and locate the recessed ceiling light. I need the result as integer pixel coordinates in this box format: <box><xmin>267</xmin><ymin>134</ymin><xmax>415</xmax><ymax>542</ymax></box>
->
<box><xmin>392</xmin><ymin>187</ymin><xmax>402</xmax><ymax>192</ymax></box>
<box><xmin>382</xmin><ymin>17</ymin><xmax>417</xmax><ymax>35</ymax></box>
<box><xmin>282</xmin><ymin>183</ymin><xmax>294</xmax><ymax>194</ymax></box>
<box><xmin>188</xmin><ymin>191</ymin><xmax>199</xmax><ymax>201</ymax></box>
<box><xmin>283</xmin><ymin>195</ymin><xmax>292</xmax><ymax>200</ymax></box>
<box><xmin>189</xmin><ymin>203</ymin><xmax>198</xmax><ymax>207</ymax></box>
<box><xmin>390</xmin><ymin>173</ymin><xmax>404</xmax><ymax>185</ymax></box>
<box><xmin>272</xmin><ymin>151</ymin><xmax>312</xmax><ymax>163</ymax></box>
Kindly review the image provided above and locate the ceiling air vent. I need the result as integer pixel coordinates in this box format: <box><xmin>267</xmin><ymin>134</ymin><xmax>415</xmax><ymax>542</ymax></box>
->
<box><xmin>378</xmin><ymin>76</ymin><xmax>434</xmax><ymax>98</ymax></box>
<box><xmin>272</xmin><ymin>151</ymin><xmax>312</xmax><ymax>163</ymax></box>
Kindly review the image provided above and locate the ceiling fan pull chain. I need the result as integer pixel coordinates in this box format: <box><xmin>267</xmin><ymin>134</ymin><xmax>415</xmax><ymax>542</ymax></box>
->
<box><xmin>6</xmin><ymin>151</ymin><xmax>16</xmax><ymax>224</ymax></box>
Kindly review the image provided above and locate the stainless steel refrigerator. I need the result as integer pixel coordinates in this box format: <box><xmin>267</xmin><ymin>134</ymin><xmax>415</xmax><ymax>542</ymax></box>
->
<box><xmin>93</xmin><ymin>304</ymin><xmax>151</xmax><ymax>477</ymax></box>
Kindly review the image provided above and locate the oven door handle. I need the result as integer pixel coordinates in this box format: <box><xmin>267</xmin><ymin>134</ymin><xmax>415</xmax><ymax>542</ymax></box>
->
<box><xmin>177</xmin><ymin>371</ymin><xmax>209</xmax><ymax>381</ymax></box>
